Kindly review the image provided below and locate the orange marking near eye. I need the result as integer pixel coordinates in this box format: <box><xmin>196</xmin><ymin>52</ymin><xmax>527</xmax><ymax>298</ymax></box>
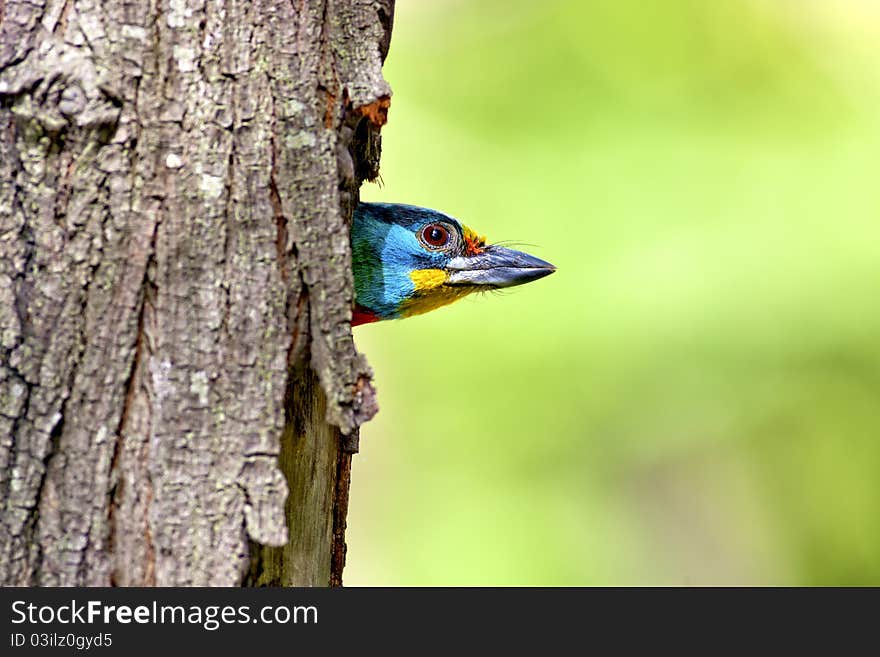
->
<box><xmin>463</xmin><ymin>226</ymin><xmax>487</xmax><ymax>256</ymax></box>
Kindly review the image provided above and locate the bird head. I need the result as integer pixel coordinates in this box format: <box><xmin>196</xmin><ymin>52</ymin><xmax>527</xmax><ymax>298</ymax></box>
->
<box><xmin>351</xmin><ymin>202</ymin><xmax>555</xmax><ymax>325</ymax></box>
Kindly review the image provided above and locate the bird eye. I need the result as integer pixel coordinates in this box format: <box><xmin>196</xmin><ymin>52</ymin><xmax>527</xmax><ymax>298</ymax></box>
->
<box><xmin>420</xmin><ymin>223</ymin><xmax>451</xmax><ymax>249</ymax></box>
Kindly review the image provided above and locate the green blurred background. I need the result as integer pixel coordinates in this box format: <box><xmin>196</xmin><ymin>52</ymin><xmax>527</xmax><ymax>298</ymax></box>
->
<box><xmin>349</xmin><ymin>0</ymin><xmax>880</xmax><ymax>585</ymax></box>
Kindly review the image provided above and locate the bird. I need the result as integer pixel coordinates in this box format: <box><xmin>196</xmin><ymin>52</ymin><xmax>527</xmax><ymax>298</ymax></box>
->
<box><xmin>351</xmin><ymin>202</ymin><xmax>556</xmax><ymax>325</ymax></box>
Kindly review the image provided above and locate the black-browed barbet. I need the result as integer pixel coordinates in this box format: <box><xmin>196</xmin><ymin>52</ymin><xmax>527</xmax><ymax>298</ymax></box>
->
<box><xmin>351</xmin><ymin>203</ymin><xmax>555</xmax><ymax>325</ymax></box>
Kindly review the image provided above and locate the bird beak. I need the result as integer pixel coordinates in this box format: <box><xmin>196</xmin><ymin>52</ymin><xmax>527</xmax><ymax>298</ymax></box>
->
<box><xmin>445</xmin><ymin>245</ymin><xmax>556</xmax><ymax>288</ymax></box>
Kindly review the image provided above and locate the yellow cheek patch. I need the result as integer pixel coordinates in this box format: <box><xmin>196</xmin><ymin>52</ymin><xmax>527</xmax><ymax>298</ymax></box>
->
<box><xmin>401</xmin><ymin>268</ymin><xmax>473</xmax><ymax>319</ymax></box>
<box><xmin>409</xmin><ymin>268</ymin><xmax>448</xmax><ymax>291</ymax></box>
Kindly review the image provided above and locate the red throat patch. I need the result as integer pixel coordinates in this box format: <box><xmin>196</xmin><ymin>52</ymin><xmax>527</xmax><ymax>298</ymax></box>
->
<box><xmin>352</xmin><ymin>305</ymin><xmax>380</xmax><ymax>326</ymax></box>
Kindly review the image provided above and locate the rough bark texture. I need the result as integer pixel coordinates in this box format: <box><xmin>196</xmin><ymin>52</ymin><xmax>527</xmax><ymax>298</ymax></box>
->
<box><xmin>0</xmin><ymin>0</ymin><xmax>392</xmax><ymax>586</ymax></box>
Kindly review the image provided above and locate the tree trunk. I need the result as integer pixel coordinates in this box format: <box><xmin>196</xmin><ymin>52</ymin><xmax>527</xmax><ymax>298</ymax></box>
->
<box><xmin>0</xmin><ymin>0</ymin><xmax>391</xmax><ymax>586</ymax></box>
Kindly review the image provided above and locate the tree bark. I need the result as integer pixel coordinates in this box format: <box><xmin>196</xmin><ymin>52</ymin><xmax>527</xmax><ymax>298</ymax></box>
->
<box><xmin>0</xmin><ymin>0</ymin><xmax>391</xmax><ymax>586</ymax></box>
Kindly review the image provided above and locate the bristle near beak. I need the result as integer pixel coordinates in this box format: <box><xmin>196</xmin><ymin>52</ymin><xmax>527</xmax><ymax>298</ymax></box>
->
<box><xmin>445</xmin><ymin>245</ymin><xmax>556</xmax><ymax>288</ymax></box>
